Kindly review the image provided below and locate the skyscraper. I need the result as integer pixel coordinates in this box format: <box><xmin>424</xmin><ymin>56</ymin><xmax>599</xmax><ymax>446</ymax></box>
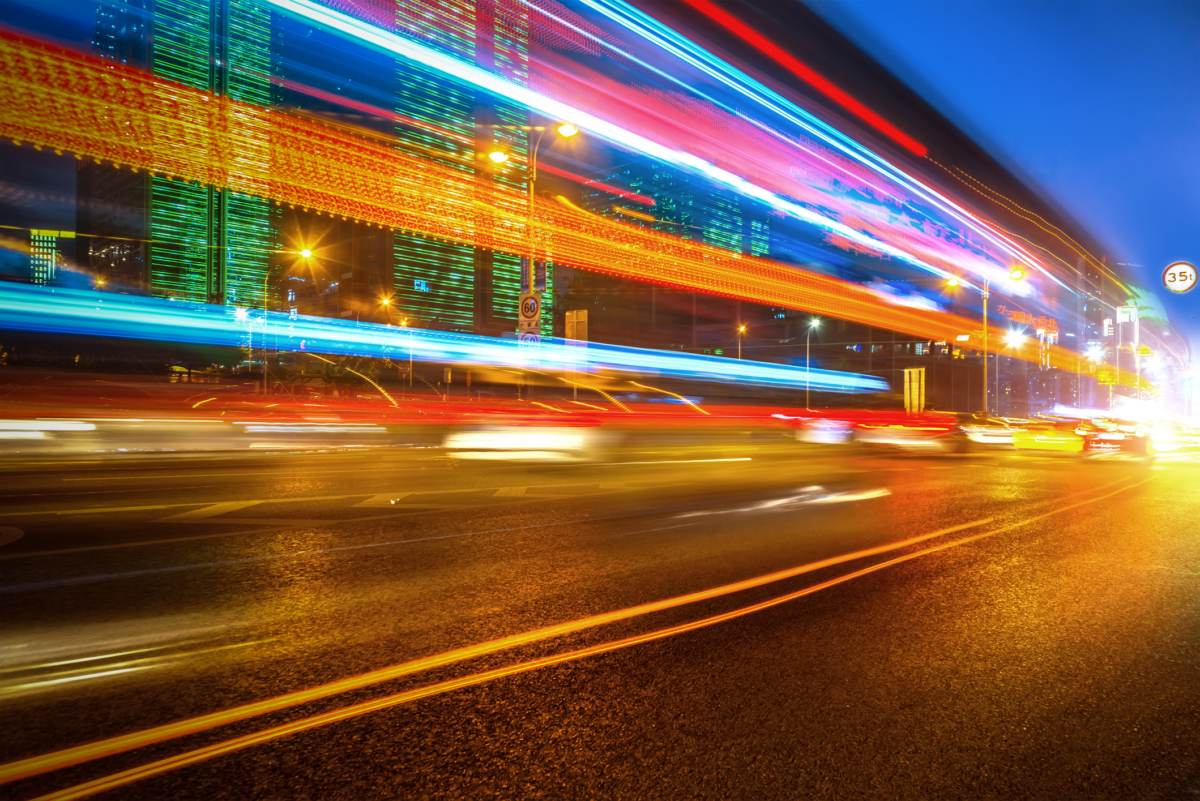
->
<box><xmin>81</xmin><ymin>0</ymin><xmax>273</xmax><ymax>305</ymax></box>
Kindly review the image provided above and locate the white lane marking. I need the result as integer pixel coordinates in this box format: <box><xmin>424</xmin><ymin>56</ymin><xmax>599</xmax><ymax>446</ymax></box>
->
<box><xmin>0</xmin><ymin>642</ymin><xmax>200</xmax><ymax>674</ymax></box>
<box><xmin>353</xmin><ymin>493</ymin><xmax>414</xmax><ymax>508</ymax></box>
<box><xmin>0</xmin><ymin>527</ymin><xmax>23</xmax><ymax>548</ymax></box>
<box><xmin>493</xmin><ymin>486</ymin><xmax>527</xmax><ymax>497</ymax></box>
<box><xmin>157</xmin><ymin>501</ymin><xmax>263</xmax><ymax>522</ymax></box>
<box><xmin>0</xmin><ymin>665</ymin><xmax>161</xmax><ymax>693</ymax></box>
<box><xmin>60</xmin><ymin>467</ymin><xmax>443</xmax><ymax>482</ymax></box>
<box><xmin>0</xmin><ymin>479</ymin><xmax>667</xmax><ymax>518</ymax></box>
<box><xmin>57</xmin><ymin>462</ymin><xmax>451</xmax><ymax>482</ymax></box>
<box><xmin>0</xmin><ymin>639</ymin><xmax>274</xmax><ymax>694</ymax></box>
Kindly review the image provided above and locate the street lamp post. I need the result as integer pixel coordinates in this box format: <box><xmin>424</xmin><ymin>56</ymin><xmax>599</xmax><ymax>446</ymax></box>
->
<box><xmin>261</xmin><ymin>269</ymin><xmax>273</xmax><ymax>396</ymax></box>
<box><xmin>948</xmin><ymin>268</ymin><xmax>1023</xmax><ymax>415</ymax></box>
<box><xmin>401</xmin><ymin>319</ymin><xmax>413</xmax><ymax>388</ymax></box>
<box><xmin>806</xmin><ymin>318</ymin><xmax>821</xmax><ymax>409</ymax></box>
<box><xmin>260</xmin><ymin>249</ymin><xmax>315</xmax><ymax>396</ymax></box>
<box><xmin>487</xmin><ymin>122</ymin><xmax>577</xmax><ymax>321</ymax></box>
<box><xmin>737</xmin><ymin>325</ymin><xmax>746</xmax><ymax>360</ymax></box>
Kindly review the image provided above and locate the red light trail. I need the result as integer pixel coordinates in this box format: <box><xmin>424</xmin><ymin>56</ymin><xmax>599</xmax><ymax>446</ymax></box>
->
<box><xmin>673</xmin><ymin>0</ymin><xmax>929</xmax><ymax>158</ymax></box>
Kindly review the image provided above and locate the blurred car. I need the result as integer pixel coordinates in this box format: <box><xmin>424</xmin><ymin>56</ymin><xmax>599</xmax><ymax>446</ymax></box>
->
<box><xmin>443</xmin><ymin>424</ymin><xmax>607</xmax><ymax>462</ymax></box>
<box><xmin>954</xmin><ymin>413</ymin><xmax>1018</xmax><ymax>449</ymax></box>
<box><xmin>1078</xmin><ymin>419</ymin><xmax>1150</xmax><ymax>456</ymax></box>
<box><xmin>1011</xmin><ymin>418</ymin><xmax>1084</xmax><ymax>454</ymax></box>
<box><xmin>793</xmin><ymin>409</ymin><xmax>967</xmax><ymax>451</ymax></box>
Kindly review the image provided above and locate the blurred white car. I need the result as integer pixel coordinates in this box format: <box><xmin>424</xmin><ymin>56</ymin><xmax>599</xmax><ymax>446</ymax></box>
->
<box><xmin>443</xmin><ymin>426</ymin><xmax>604</xmax><ymax>462</ymax></box>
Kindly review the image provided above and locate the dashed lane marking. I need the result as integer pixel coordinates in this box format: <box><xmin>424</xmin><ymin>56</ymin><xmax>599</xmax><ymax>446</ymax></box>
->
<box><xmin>352</xmin><ymin>493</ymin><xmax>414</xmax><ymax>508</ymax></box>
<box><xmin>157</xmin><ymin>502</ymin><xmax>263</xmax><ymax>522</ymax></box>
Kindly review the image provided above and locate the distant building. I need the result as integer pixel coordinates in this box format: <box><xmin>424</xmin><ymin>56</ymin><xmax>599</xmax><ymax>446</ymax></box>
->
<box><xmin>1029</xmin><ymin>369</ymin><xmax>1079</xmax><ymax>416</ymax></box>
<box><xmin>29</xmin><ymin>230</ymin><xmax>74</xmax><ymax>286</ymax></box>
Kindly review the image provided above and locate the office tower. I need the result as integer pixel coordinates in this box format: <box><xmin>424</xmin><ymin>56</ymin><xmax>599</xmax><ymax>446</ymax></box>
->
<box><xmin>391</xmin><ymin>0</ymin><xmax>548</xmax><ymax>336</ymax></box>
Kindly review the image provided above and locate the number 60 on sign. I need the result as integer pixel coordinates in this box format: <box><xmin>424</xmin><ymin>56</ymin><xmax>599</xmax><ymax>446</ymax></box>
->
<box><xmin>1163</xmin><ymin>262</ymin><xmax>1196</xmax><ymax>294</ymax></box>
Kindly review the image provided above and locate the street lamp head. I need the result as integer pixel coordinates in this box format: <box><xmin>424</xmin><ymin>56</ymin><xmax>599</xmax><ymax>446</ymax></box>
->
<box><xmin>488</xmin><ymin>150</ymin><xmax>509</xmax><ymax>164</ymax></box>
<box><xmin>1087</xmin><ymin>347</ymin><xmax>1104</xmax><ymax>362</ymax></box>
<box><xmin>1009</xmin><ymin>267</ymin><xmax>1025</xmax><ymax>281</ymax></box>
<box><xmin>738</xmin><ymin>325</ymin><xmax>746</xmax><ymax>333</ymax></box>
<box><xmin>381</xmin><ymin>298</ymin><xmax>391</xmax><ymax>306</ymax></box>
<box><xmin>946</xmin><ymin>277</ymin><xmax>960</xmax><ymax>288</ymax></box>
<box><xmin>556</xmin><ymin>123</ymin><xmax>579</xmax><ymax>138</ymax></box>
<box><xmin>1006</xmin><ymin>330</ymin><xmax>1025</xmax><ymax>346</ymax></box>
<box><xmin>95</xmin><ymin>278</ymin><xmax>106</xmax><ymax>286</ymax></box>
<box><xmin>810</xmin><ymin>318</ymin><xmax>821</xmax><ymax>328</ymax></box>
<box><xmin>401</xmin><ymin>319</ymin><xmax>408</xmax><ymax>327</ymax></box>
<box><xmin>235</xmin><ymin>308</ymin><xmax>249</xmax><ymax>322</ymax></box>
<box><xmin>299</xmin><ymin>248</ymin><xmax>312</xmax><ymax>258</ymax></box>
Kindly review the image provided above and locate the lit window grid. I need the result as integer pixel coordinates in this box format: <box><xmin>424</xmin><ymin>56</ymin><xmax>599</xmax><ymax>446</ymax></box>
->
<box><xmin>152</xmin><ymin>0</ymin><xmax>214</xmax><ymax>92</ymax></box>
<box><xmin>393</xmin><ymin>232</ymin><xmax>475</xmax><ymax>332</ymax></box>
<box><xmin>30</xmin><ymin>233</ymin><xmax>57</xmax><ymax>285</ymax></box>
<box><xmin>396</xmin><ymin>0</ymin><xmax>475</xmax><ymax>58</ymax></box>
<box><xmin>149</xmin><ymin>179</ymin><xmax>213</xmax><ymax>302</ymax></box>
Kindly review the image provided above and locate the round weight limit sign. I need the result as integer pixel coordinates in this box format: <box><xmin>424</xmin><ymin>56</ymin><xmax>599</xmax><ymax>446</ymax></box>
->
<box><xmin>1163</xmin><ymin>262</ymin><xmax>1196</xmax><ymax>294</ymax></box>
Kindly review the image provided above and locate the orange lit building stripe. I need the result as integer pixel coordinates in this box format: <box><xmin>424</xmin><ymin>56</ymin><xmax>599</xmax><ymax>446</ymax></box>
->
<box><xmin>0</xmin><ymin>32</ymin><xmax>1116</xmax><ymax>383</ymax></box>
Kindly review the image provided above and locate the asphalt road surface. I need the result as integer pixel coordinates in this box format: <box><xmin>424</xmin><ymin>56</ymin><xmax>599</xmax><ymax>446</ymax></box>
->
<box><xmin>1</xmin><ymin>444</ymin><xmax>1198</xmax><ymax>799</ymax></box>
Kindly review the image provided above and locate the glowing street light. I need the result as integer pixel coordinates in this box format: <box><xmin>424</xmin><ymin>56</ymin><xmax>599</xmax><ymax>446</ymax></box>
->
<box><xmin>737</xmin><ymin>324</ymin><xmax>746</xmax><ymax>360</ymax></box>
<box><xmin>481</xmin><ymin>122</ymin><xmax>581</xmax><ymax>303</ymax></box>
<box><xmin>946</xmin><ymin>276</ymin><xmax>960</xmax><ymax>288</ymax></box>
<box><xmin>299</xmin><ymin>248</ymin><xmax>312</xmax><ymax>258</ymax></box>
<box><xmin>807</xmin><ymin>317</ymin><xmax>822</xmax><ymax>409</ymax></box>
<box><xmin>1005</xmin><ymin>330</ymin><xmax>1025</xmax><ymax>347</ymax></box>
<box><xmin>979</xmin><ymin>267</ymin><xmax>1025</xmax><ymax>414</ymax></box>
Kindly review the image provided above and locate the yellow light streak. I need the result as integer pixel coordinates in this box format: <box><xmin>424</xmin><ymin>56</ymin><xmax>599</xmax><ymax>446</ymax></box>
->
<box><xmin>556</xmin><ymin>378</ymin><xmax>630</xmax><ymax>412</ymax></box>
<box><xmin>628</xmin><ymin>381</ymin><xmax>709</xmax><ymax>415</ymax></box>
<box><xmin>306</xmin><ymin>355</ymin><xmax>398</xmax><ymax>408</ymax></box>
<box><xmin>0</xmin><ymin>518</ymin><xmax>994</xmax><ymax>787</ymax></box>
<box><xmin>530</xmin><ymin>402</ymin><xmax>572</xmax><ymax>413</ymax></box>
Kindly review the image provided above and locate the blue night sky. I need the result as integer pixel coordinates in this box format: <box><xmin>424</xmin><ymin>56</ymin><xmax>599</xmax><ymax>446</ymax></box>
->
<box><xmin>806</xmin><ymin>0</ymin><xmax>1200</xmax><ymax>349</ymax></box>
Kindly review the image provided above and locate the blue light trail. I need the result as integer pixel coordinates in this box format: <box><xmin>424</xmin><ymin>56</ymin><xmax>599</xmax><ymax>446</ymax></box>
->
<box><xmin>0</xmin><ymin>284</ymin><xmax>887</xmax><ymax>393</ymax></box>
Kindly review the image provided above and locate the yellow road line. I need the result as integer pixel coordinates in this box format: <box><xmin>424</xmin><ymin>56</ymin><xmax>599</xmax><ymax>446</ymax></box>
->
<box><xmin>0</xmin><ymin>518</ymin><xmax>993</xmax><ymax>786</ymax></box>
<box><xmin>8</xmin><ymin>475</ymin><xmax>1153</xmax><ymax>795</ymax></box>
<box><xmin>31</xmin><ymin>474</ymin><xmax>1155</xmax><ymax>801</ymax></box>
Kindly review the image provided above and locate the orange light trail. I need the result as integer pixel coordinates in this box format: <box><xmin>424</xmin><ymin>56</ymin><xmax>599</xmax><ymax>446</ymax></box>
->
<box><xmin>26</xmin><ymin>476</ymin><xmax>1154</xmax><ymax>800</ymax></box>
<box><xmin>0</xmin><ymin>518</ymin><xmax>993</xmax><ymax>787</ymax></box>
<box><xmin>0</xmin><ymin>31</ymin><xmax>1125</xmax><ymax>382</ymax></box>
<box><xmin>629</xmin><ymin>381</ymin><xmax>709</xmax><ymax>415</ymax></box>
<box><xmin>32</xmin><ymin>537</ymin><xmax>987</xmax><ymax>801</ymax></box>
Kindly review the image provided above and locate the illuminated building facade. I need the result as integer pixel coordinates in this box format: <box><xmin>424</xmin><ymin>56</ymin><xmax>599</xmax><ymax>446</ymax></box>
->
<box><xmin>78</xmin><ymin>0</ymin><xmax>548</xmax><ymax>335</ymax></box>
<box><xmin>29</xmin><ymin>230</ymin><xmax>73</xmax><ymax>286</ymax></box>
<box><xmin>80</xmin><ymin>0</ymin><xmax>273</xmax><ymax>305</ymax></box>
<box><xmin>390</xmin><ymin>0</ymin><xmax>550</xmax><ymax>336</ymax></box>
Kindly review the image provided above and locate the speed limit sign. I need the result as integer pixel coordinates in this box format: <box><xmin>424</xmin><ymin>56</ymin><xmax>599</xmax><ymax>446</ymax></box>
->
<box><xmin>1163</xmin><ymin>262</ymin><xmax>1196</xmax><ymax>294</ymax></box>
